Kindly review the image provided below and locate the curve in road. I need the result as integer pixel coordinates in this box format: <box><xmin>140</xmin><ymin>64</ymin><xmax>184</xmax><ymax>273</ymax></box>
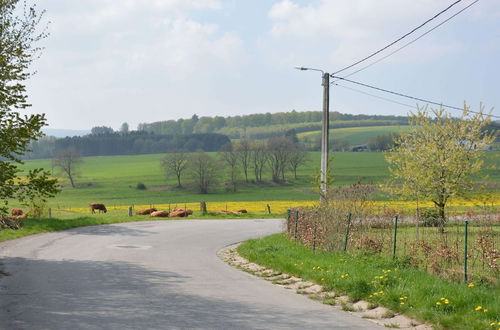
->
<box><xmin>0</xmin><ymin>219</ymin><xmax>381</xmax><ymax>329</ymax></box>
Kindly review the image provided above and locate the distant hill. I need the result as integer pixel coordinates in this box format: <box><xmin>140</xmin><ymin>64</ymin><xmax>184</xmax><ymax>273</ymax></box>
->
<box><xmin>137</xmin><ymin>111</ymin><xmax>408</xmax><ymax>139</ymax></box>
<box><xmin>42</xmin><ymin>128</ymin><xmax>90</xmax><ymax>138</ymax></box>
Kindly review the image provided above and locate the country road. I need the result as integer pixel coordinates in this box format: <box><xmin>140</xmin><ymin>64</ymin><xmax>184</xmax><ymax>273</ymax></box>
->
<box><xmin>0</xmin><ymin>219</ymin><xmax>381</xmax><ymax>329</ymax></box>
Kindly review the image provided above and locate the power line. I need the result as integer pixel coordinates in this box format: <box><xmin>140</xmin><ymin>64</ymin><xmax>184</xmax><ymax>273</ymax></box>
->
<box><xmin>332</xmin><ymin>0</ymin><xmax>464</xmax><ymax>76</ymax></box>
<box><xmin>331</xmin><ymin>76</ymin><xmax>500</xmax><ymax>119</ymax></box>
<box><xmin>333</xmin><ymin>83</ymin><xmax>417</xmax><ymax>109</ymax></box>
<box><xmin>335</xmin><ymin>0</ymin><xmax>479</xmax><ymax>80</ymax></box>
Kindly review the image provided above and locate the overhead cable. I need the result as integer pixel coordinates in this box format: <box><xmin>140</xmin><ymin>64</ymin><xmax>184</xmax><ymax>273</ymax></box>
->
<box><xmin>335</xmin><ymin>0</ymin><xmax>480</xmax><ymax>80</ymax></box>
<box><xmin>333</xmin><ymin>83</ymin><xmax>417</xmax><ymax>109</ymax></box>
<box><xmin>332</xmin><ymin>0</ymin><xmax>464</xmax><ymax>76</ymax></box>
<box><xmin>331</xmin><ymin>76</ymin><xmax>500</xmax><ymax>119</ymax></box>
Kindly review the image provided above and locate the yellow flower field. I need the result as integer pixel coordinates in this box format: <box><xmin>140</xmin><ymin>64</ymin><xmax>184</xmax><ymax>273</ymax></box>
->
<box><xmin>60</xmin><ymin>195</ymin><xmax>499</xmax><ymax>215</ymax></box>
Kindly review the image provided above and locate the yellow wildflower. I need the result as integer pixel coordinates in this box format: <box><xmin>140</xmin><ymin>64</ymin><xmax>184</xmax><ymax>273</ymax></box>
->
<box><xmin>467</xmin><ymin>283</ymin><xmax>475</xmax><ymax>288</ymax></box>
<box><xmin>475</xmin><ymin>306</ymin><xmax>482</xmax><ymax>311</ymax></box>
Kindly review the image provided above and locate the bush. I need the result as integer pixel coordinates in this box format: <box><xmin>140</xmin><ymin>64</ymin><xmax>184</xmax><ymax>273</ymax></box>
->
<box><xmin>419</xmin><ymin>208</ymin><xmax>441</xmax><ymax>227</ymax></box>
<box><xmin>136</xmin><ymin>182</ymin><xmax>147</xmax><ymax>190</ymax></box>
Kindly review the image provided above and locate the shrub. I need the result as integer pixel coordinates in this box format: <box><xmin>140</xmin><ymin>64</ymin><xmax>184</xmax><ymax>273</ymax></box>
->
<box><xmin>136</xmin><ymin>182</ymin><xmax>147</xmax><ymax>190</ymax></box>
<box><xmin>419</xmin><ymin>208</ymin><xmax>440</xmax><ymax>227</ymax></box>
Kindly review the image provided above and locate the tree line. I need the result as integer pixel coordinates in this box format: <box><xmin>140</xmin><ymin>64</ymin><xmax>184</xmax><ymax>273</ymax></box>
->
<box><xmin>138</xmin><ymin>111</ymin><xmax>408</xmax><ymax>136</ymax></box>
<box><xmin>25</xmin><ymin>131</ymin><xmax>230</xmax><ymax>159</ymax></box>
<box><xmin>160</xmin><ymin>136</ymin><xmax>308</xmax><ymax>194</ymax></box>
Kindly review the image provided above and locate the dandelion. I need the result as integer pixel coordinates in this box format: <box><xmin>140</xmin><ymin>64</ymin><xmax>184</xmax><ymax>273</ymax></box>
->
<box><xmin>475</xmin><ymin>306</ymin><xmax>482</xmax><ymax>311</ymax></box>
<box><xmin>467</xmin><ymin>283</ymin><xmax>475</xmax><ymax>288</ymax></box>
<box><xmin>436</xmin><ymin>302</ymin><xmax>442</xmax><ymax>305</ymax></box>
<box><xmin>483</xmin><ymin>309</ymin><xmax>488</xmax><ymax>313</ymax></box>
<box><xmin>444</xmin><ymin>299</ymin><xmax>449</xmax><ymax>304</ymax></box>
<box><xmin>400</xmin><ymin>302</ymin><xmax>405</xmax><ymax>305</ymax></box>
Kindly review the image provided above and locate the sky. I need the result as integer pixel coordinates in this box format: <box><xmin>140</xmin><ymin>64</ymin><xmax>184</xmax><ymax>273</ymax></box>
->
<box><xmin>24</xmin><ymin>0</ymin><xmax>500</xmax><ymax>130</ymax></box>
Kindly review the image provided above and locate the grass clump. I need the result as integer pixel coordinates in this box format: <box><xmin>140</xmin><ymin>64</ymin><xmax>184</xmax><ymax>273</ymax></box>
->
<box><xmin>237</xmin><ymin>234</ymin><xmax>499</xmax><ymax>330</ymax></box>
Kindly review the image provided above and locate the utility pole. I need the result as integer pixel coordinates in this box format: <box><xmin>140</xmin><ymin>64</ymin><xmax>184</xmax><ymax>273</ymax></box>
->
<box><xmin>295</xmin><ymin>67</ymin><xmax>330</xmax><ymax>202</ymax></box>
<box><xmin>320</xmin><ymin>72</ymin><xmax>330</xmax><ymax>202</ymax></box>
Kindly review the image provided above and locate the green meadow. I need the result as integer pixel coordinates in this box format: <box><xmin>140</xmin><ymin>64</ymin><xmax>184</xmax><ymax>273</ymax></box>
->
<box><xmin>298</xmin><ymin>125</ymin><xmax>410</xmax><ymax>146</ymax></box>
<box><xmin>16</xmin><ymin>151</ymin><xmax>499</xmax><ymax>209</ymax></box>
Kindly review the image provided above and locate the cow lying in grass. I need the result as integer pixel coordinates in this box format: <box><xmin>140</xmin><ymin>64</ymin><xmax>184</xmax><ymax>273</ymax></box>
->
<box><xmin>11</xmin><ymin>208</ymin><xmax>23</xmax><ymax>216</ymax></box>
<box><xmin>136</xmin><ymin>208</ymin><xmax>157</xmax><ymax>215</ymax></box>
<box><xmin>90</xmin><ymin>203</ymin><xmax>107</xmax><ymax>214</ymax></box>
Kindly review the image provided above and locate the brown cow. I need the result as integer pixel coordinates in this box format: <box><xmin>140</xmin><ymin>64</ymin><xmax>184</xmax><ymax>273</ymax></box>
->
<box><xmin>90</xmin><ymin>203</ymin><xmax>107</xmax><ymax>214</ymax></box>
<box><xmin>150</xmin><ymin>211</ymin><xmax>169</xmax><ymax>217</ymax></box>
<box><xmin>169</xmin><ymin>209</ymin><xmax>190</xmax><ymax>217</ymax></box>
<box><xmin>136</xmin><ymin>208</ymin><xmax>157</xmax><ymax>215</ymax></box>
<box><xmin>11</xmin><ymin>208</ymin><xmax>23</xmax><ymax>216</ymax></box>
<box><xmin>172</xmin><ymin>207</ymin><xmax>193</xmax><ymax>215</ymax></box>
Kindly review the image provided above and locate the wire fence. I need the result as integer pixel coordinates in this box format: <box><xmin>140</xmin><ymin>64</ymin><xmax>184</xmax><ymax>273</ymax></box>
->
<box><xmin>287</xmin><ymin>207</ymin><xmax>499</xmax><ymax>285</ymax></box>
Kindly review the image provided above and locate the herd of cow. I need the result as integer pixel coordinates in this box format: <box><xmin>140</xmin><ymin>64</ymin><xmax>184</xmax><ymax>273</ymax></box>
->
<box><xmin>7</xmin><ymin>203</ymin><xmax>248</xmax><ymax>220</ymax></box>
<box><xmin>90</xmin><ymin>203</ymin><xmax>192</xmax><ymax>217</ymax></box>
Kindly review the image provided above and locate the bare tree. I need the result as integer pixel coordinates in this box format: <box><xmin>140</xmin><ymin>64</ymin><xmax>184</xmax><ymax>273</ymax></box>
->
<box><xmin>251</xmin><ymin>141</ymin><xmax>268</xmax><ymax>182</ymax></box>
<box><xmin>161</xmin><ymin>150</ymin><xmax>188</xmax><ymax>188</ymax></box>
<box><xmin>218</xmin><ymin>142</ymin><xmax>240</xmax><ymax>192</ymax></box>
<box><xmin>190</xmin><ymin>151</ymin><xmax>219</xmax><ymax>194</ymax></box>
<box><xmin>53</xmin><ymin>147</ymin><xmax>83</xmax><ymax>188</ymax></box>
<box><xmin>267</xmin><ymin>137</ymin><xmax>294</xmax><ymax>182</ymax></box>
<box><xmin>236</xmin><ymin>139</ymin><xmax>251</xmax><ymax>183</ymax></box>
<box><xmin>289</xmin><ymin>143</ymin><xmax>308</xmax><ymax>179</ymax></box>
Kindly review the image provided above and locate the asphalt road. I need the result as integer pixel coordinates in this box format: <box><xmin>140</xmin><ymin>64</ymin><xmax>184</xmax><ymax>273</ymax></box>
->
<box><xmin>0</xmin><ymin>219</ymin><xmax>381</xmax><ymax>329</ymax></box>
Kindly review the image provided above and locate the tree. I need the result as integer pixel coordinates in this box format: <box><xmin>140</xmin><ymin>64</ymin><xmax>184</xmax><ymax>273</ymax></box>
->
<box><xmin>0</xmin><ymin>0</ymin><xmax>59</xmax><ymax>214</ymax></box>
<box><xmin>385</xmin><ymin>106</ymin><xmax>494</xmax><ymax>229</ymax></box>
<box><xmin>91</xmin><ymin>126</ymin><xmax>114</xmax><ymax>135</ymax></box>
<box><xmin>267</xmin><ymin>136</ymin><xmax>294</xmax><ymax>182</ymax></box>
<box><xmin>161</xmin><ymin>150</ymin><xmax>188</xmax><ymax>188</ymax></box>
<box><xmin>120</xmin><ymin>122</ymin><xmax>129</xmax><ymax>134</ymax></box>
<box><xmin>289</xmin><ymin>143</ymin><xmax>308</xmax><ymax>179</ymax></box>
<box><xmin>330</xmin><ymin>138</ymin><xmax>350</xmax><ymax>152</ymax></box>
<box><xmin>368</xmin><ymin>133</ymin><xmax>400</xmax><ymax>151</ymax></box>
<box><xmin>236</xmin><ymin>139</ymin><xmax>251</xmax><ymax>183</ymax></box>
<box><xmin>53</xmin><ymin>147</ymin><xmax>83</xmax><ymax>188</ymax></box>
<box><xmin>218</xmin><ymin>142</ymin><xmax>239</xmax><ymax>192</ymax></box>
<box><xmin>251</xmin><ymin>141</ymin><xmax>268</xmax><ymax>182</ymax></box>
<box><xmin>189</xmin><ymin>151</ymin><xmax>219</xmax><ymax>194</ymax></box>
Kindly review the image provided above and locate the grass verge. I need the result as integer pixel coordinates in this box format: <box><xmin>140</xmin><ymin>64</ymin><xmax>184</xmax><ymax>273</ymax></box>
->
<box><xmin>237</xmin><ymin>234</ymin><xmax>499</xmax><ymax>330</ymax></box>
<box><xmin>0</xmin><ymin>212</ymin><xmax>281</xmax><ymax>243</ymax></box>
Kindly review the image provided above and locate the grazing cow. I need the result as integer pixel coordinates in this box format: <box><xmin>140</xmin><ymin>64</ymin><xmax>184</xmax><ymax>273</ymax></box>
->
<box><xmin>150</xmin><ymin>211</ymin><xmax>170</xmax><ymax>217</ymax></box>
<box><xmin>237</xmin><ymin>209</ymin><xmax>248</xmax><ymax>214</ymax></box>
<box><xmin>11</xmin><ymin>208</ymin><xmax>23</xmax><ymax>216</ymax></box>
<box><xmin>90</xmin><ymin>203</ymin><xmax>107</xmax><ymax>214</ymax></box>
<box><xmin>136</xmin><ymin>208</ymin><xmax>157</xmax><ymax>215</ymax></box>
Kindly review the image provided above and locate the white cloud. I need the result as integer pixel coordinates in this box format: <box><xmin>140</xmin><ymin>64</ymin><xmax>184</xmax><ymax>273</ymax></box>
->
<box><xmin>267</xmin><ymin>0</ymin><xmax>465</xmax><ymax>66</ymax></box>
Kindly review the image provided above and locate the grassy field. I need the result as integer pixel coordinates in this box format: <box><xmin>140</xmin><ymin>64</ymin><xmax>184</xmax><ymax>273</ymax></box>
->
<box><xmin>15</xmin><ymin>151</ymin><xmax>499</xmax><ymax>212</ymax></box>
<box><xmin>238</xmin><ymin>234</ymin><xmax>499</xmax><ymax>330</ymax></box>
<box><xmin>298</xmin><ymin>125</ymin><xmax>410</xmax><ymax>147</ymax></box>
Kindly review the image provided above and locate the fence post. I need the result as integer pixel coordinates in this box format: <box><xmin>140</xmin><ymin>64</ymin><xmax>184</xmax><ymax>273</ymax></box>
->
<box><xmin>128</xmin><ymin>206</ymin><xmax>133</xmax><ymax>217</ymax></box>
<box><xmin>313</xmin><ymin>218</ymin><xmax>317</xmax><ymax>253</ymax></box>
<box><xmin>392</xmin><ymin>215</ymin><xmax>399</xmax><ymax>259</ymax></box>
<box><xmin>48</xmin><ymin>208</ymin><xmax>52</xmax><ymax>218</ymax></box>
<box><xmin>464</xmin><ymin>220</ymin><xmax>469</xmax><ymax>283</ymax></box>
<box><xmin>294</xmin><ymin>210</ymin><xmax>299</xmax><ymax>240</ymax></box>
<box><xmin>343</xmin><ymin>213</ymin><xmax>352</xmax><ymax>252</ymax></box>
<box><xmin>266</xmin><ymin>204</ymin><xmax>271</xmax><ymax>214</ymax></box>
<box><xmin>286</xmin><ymin>209</ymin><xmax>291</xmax><ymax>234</ymax></box>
